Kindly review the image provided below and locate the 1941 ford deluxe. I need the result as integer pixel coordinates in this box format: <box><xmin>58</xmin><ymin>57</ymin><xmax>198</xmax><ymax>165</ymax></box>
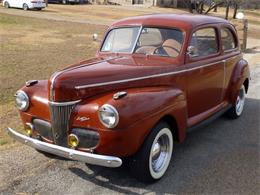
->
<box><xmin>7</xmin><ymin>14</ymin><xmax>250</xmax><ymax>182</ymax></box>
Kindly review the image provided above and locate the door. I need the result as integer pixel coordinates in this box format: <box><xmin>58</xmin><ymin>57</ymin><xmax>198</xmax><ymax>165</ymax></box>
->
<box><xmin>186</xmin><ymin>27</ymin><xmax>224</xmax><ymax>120</ymax></box>
<box><xmin>8</xmin><ymin>0</ymin><xmax>16</xmax><ymax>7</ymax></box>
<box><xmin>220</xmin><ymin>26</ymin><xmax>240</xmax><ymax>99</ymax></box>
<box><xmin>13</xmin><ymin>0</ymin><xmax>23</xmax><ymax>8</ymax></box>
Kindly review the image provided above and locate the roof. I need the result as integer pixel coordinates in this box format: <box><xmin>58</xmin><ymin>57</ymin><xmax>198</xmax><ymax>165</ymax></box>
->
<box><xmin>111</xmin><ymin>14</ymin><xmax>228</xmax><ymax>30</ymax></box>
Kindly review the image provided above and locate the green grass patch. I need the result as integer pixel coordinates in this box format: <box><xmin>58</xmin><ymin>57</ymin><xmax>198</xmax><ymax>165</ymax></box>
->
<box><xmin>0</xmin><ymin>14</ymin><xmax>18</xmax><ymax>25</ymax></box>
<box><xmin>0</xmin><ymin>139</ymin><xmax>8</xmax><ymax>146</ymax></box>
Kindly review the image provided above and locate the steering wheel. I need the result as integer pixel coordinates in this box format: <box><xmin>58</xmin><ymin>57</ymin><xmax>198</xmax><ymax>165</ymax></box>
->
<box><xmin>153</xmin><ymin>45</ymin><xmax>180</xmax><ymax>56</ymax></box>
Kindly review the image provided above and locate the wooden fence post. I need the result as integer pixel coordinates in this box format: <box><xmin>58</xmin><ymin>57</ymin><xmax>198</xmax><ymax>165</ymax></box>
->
<box><xmin>231</xmin><ymin>19</ymin><xmax>248</xmax><ymax>52</ymax></box>
<box><xmin>243</xmin><ymin>19</ymin><xmax>248</xmax><ymax>51</ymax></box>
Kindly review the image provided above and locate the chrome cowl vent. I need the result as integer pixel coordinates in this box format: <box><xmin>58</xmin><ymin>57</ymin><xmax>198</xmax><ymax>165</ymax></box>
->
<box><xmin>49</xmin><ymin>100</ymin><xmax>80</xmax><ymax>146</ymax></box>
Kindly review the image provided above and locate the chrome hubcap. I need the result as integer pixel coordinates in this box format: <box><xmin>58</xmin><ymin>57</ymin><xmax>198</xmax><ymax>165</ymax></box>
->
<box><xmin>149</xmin><ymin>128</ymin><xmax>173</xmax><ymax>179</ymax></box>
<box><xmin>151</xmin><ymin>142</ymin><xmax>161</xmax><ymax>160</ymax></box>
<box><xmin>236</xmin><ymin>86</ymin><xmax>245</xmax><ymax>116</ymax></box>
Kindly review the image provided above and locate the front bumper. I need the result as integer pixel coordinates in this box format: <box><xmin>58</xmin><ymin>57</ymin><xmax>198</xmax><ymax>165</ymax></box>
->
<box><xmin>6</xmin><ymin>127</ymin><xmax>122</xmax><ymax>168</ymax></box>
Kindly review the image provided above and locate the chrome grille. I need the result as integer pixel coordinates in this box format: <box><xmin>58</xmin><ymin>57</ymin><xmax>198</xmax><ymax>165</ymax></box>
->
<box><xmin>49</xmin><ymin>100</ymin><xmax>80</xmax><ymax>146</ymax></box>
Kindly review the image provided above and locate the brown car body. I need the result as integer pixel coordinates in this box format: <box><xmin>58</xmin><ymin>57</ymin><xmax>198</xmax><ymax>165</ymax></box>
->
<box><xmin>8</xmin><ymin>14</ymin><xmax>250</xmax><ymax>181</ymax></box>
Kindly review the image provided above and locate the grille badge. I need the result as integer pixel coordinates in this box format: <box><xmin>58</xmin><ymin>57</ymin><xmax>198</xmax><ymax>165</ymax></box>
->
<box><xmin>76</xmin><ymin>116</ymin><xmax>90</xmax><ymax>122</ymax></box>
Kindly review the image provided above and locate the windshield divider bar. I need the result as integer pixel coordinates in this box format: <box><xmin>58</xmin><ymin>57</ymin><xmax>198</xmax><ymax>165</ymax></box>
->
<box><xmin>131</xmin><ymin>26</ymin><xmax>143</xmax><ymax>54</ymax></box>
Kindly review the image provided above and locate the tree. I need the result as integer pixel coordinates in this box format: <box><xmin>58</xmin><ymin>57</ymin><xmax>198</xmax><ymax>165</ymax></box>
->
<box><xmin>187</xmin><ymin>0</ymin><xmax>240</xmax><ymax>20</ymax></box>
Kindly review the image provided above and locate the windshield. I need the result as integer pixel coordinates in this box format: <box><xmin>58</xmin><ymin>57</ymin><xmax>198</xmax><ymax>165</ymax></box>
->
<box><xmin>101</xmin><ymin>26</ymin><xmax>184</xmax><ymax>58</ymax></box>
<box><xmin>101</xmin><ymin>27</ymin><xmax>140</xmax><ymax>53</ymax></box>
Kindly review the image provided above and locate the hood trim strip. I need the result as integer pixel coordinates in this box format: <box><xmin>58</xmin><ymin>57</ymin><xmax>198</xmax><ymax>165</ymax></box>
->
<box><xmin>49</xmin><ymin>56</ymin><xmax>122</xmax><ymax>101</ymax></box>
<box><xmin>74</xmin><ymin>60</ymin><xmax>218</xmax><ymax>89</ymax></box>
<box><xmin>75</xmin><ymin>55</ymin><xmax>238</xmax><ymax>90</ymax></box>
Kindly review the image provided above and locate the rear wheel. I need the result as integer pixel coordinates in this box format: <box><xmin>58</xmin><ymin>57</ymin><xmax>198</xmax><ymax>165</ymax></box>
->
<box><xmin>130</xmin><ymin>122</ymin><xmax>173</xmax><ymax>182</ymax></box>
<box><xmin>4</xmin><ymin>1</ymin><xmax>10</xmax><ymax>8</ymax></box>
<box><xmin>23</xmin><ymin>3</ymin><xmax>29</xmax><ymax>10</ymax></box>
<box><xmin>226</xmin><ymin>85</ymin><xmax>246</xmax><ymax>119</ymax></box>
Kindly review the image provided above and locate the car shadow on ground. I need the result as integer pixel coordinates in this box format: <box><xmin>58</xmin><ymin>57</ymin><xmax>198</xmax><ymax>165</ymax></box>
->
<box><xmin>69</xmin><ymin>97</ymin><xmax>259</xmax><ymax>194</ymax></box>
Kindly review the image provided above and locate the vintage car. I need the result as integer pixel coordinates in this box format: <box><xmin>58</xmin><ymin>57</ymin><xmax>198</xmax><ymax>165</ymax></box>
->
<box><xmin>7</xmin><ymin>14</ymin><xmax>250</xmax><ymax>182</ymax></box>
<box><xmin>3</xmin><ymin>0</ymin><xmax>46</xmax><ymax>10</ymax></box>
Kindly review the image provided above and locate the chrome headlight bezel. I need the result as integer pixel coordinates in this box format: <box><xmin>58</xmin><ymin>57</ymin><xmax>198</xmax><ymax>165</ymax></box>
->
<box><xmin>15</xmin><ymin>90</ymin><xmax>30</xmax><ymax>111</ymax></box>
<box><xmin>98</xmin><ymin>104</ymin><xmax>119</xmax><ymax>129</ymax></box>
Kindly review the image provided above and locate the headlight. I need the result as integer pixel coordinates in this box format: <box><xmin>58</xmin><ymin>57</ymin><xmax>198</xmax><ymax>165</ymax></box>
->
<box><xmin>15</xmin><ymin>90</ymin><xmax>29</xmax><ymax>111</ymax></box>
<box><xmin>98</xmin><ymin>104</ymin><xmax>119</xmax><ymax>128</ymax></box>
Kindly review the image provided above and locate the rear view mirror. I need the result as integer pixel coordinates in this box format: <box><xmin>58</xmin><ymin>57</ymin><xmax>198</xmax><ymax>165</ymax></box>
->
<box><xmin>187</xmin><ymin>46</ymin><xmax>198</xmax><ymax>57</ymax></box>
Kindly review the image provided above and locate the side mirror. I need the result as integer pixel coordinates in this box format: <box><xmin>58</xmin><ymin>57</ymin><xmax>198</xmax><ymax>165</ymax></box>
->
<box><xmin>92</xmin><ymin>33</ymin><xmax>98</xmax><ymax>41</ymax></box>
<box><xmin>187</xmin><ymin>46</ymin><xmax>198</xmax><ymax>57</ymax></box>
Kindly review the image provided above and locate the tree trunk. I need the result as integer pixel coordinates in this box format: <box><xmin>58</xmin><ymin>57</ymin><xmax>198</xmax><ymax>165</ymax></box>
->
<box><xmin>225</xmin><ymin>2</ymin><xmax>230</xmax><ymax>20</ymax></box>
<box><xmin>233</xmin><ymin>2</ymin><xmax>238</xmax><ymax>19</ymax></box>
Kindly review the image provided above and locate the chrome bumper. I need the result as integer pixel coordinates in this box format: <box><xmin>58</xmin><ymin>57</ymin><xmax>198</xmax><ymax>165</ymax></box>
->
<box><xmin>6</xmin><ymin>127</ymin><xmax>122</xmax><ymax>168</ymax></box>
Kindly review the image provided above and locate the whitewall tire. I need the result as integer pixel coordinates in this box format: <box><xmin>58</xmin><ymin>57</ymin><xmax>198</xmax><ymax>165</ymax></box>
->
<box><xmin>227</xmin><ymin>85</ymin><xmax>246</xmax><ymax>119</ymax></box>
<box><xmin>130</xmin><ymin>122</ymin><xmax>173</xmax><ymax>182</ymax></box>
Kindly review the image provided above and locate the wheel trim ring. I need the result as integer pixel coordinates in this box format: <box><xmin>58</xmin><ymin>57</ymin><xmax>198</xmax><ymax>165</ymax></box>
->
<box><xmin>236</xmin><ymin>86</ymin><xmax>245</xmax><ymax>116</ymax></box>
<box><xmin>149</xmin><ymin>128</ymin><xmax>173</xmax><ymax>179</ymax></box>
<box><xmin>151</xmin><ymin>136</ymin><xmax>169</xmax><ymax>172</ymax></box>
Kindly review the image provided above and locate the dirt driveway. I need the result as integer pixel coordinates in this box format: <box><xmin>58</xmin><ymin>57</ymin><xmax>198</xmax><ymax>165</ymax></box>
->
<box><xmin>0</xmin><ymin>5</ymin><xmax>260</xmax><ymax>194</ymax></box>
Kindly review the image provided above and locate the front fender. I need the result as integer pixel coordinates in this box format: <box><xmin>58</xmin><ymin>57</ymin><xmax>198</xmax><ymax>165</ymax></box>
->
<box><xmin>229</xmin><ymin>58</ymin><xmax>250</xmax><ymax>104</ymax></box>
<box><xmin>71</xmin><ymin>86</ymin><xmax>187</xmax><ymax>156</ymax></box>
<box><xmin>112</xmin><ymin>87</ymin><xmax>186</xmax><ymax>129</ymax></box>
<box><xmin>72</xmin><ymin>86</ymin><xmax>186</xmax><ymax>130</ymax></box>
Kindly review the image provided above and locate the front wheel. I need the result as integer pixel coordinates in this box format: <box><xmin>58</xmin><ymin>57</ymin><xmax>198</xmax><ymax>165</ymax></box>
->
<box><xmin>4</xmin><ymin>1</ymin><xmax>10</xmax><ymax>8</ymax></box>
<box><xmin>62</xmin><ymin>0</ymin><xmax>67</xmax><ymax>4</ymax></box>
<box><xmin>130</xmin><ymin>122</ymin><xmax>173</xmax><ymax>182</ymax></box>
<box><xmin>226</xmin><ymin>85</ymin><xmax>246</xmax><ymax>119</ymax></box>
<box><xmin>23</xmin><ymin>3</ymin><xmax>29</xmax><ymax>11</ymax></box>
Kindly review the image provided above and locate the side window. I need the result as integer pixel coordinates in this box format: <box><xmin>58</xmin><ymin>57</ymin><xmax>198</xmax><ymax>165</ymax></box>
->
<box><xmin>221</xmin><ymin>28</ymin><xmax>236</xmax><ymax>51</ymax></box>
<box><xmin>138</xmin><ymin>28</ymin><xmax>163</xmax><ymax>46</ymax></box>
<box><xmin>189</xmin><ymin>28</ymin><xmax>218</xmax><ymax>57</ymax></box>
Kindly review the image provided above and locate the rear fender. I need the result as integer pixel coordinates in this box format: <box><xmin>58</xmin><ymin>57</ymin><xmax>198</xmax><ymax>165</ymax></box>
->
<box><xmin>229</xmin><ymin>58</ymin><xmax>250</xmax><ymax>104</ymax></box>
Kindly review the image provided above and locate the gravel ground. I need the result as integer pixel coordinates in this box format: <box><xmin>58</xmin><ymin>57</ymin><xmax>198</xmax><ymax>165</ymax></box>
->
<box><xmin>0</xmin><ymin>6</ymin><xmax>259</xmax><ymax>195</ymax></box>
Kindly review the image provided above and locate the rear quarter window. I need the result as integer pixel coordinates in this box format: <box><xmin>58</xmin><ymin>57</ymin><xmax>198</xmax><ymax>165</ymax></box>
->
<box><xmin>189</xmin><ymin>28</ymin><xmax>218</xmax><ymax>57</ymax></box>
<box><xmin>221</xmin><ymin>28</ymin><xmax>237</xmax><ymax>51</ymax></box>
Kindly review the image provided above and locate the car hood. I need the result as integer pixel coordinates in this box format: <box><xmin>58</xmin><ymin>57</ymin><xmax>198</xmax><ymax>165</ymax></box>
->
<box><xmin>48</xmin><ymin>55</ymin><xmax>179</xmax><ymax>102</ymax></box>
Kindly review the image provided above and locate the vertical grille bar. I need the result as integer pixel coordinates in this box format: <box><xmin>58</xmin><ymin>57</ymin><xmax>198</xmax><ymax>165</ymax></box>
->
<box><xmin>49</xmin><ymin>100</ymin><xmax>80</xmax><ymax>146</ymax></box>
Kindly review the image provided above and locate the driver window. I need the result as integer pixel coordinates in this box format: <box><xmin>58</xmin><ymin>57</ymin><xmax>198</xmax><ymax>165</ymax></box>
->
<box><xmin>189</xmin><ymin>28</ymin><xmax>218</xmax><ymax>57</ymax></box>
<box><xmin>138</xmin><ymin>28</ymin><xmax>163</xmax><ymax>46</ymax></box>
<box><xmin>135</xmin><ymin>27</ymin><xmax>183</xmax><ymax>58</ymax></box>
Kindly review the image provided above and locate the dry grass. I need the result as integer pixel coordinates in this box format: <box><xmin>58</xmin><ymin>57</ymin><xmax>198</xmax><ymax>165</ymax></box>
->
<box><xmin>0</xmin><ymin>13</ymin><xmax>106</xmax><ymax>148</ymax></box>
